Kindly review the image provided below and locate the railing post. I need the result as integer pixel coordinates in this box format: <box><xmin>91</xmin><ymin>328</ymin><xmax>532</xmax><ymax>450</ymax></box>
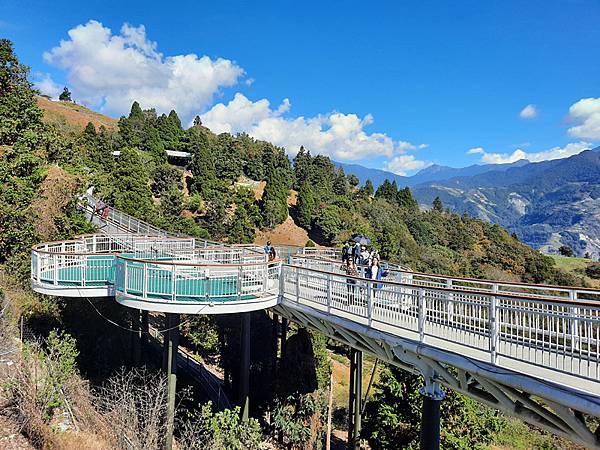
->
<box><xmin>237</xmin><ymin>265</ymin><xmax>243</xmax><ymax>300</ymax></box>
<box><xmin>36</xmin><ymin>253</ymin><xmax>41</xmax><ymax>282</ymax></box>
<box><xmin>418</xmin><ymin>288</ymin><xmax>425</xmax><ymax>342</ymax></box>
<box><xmin>296</xmin><ymin>268</ymin><xmax>300</xmax><ymax>303</ymax></box>
<box><xmin>278</xmin><ymin>263</ymin><xmax>285</xmax><ymax>299</ymax></box>
<box><xmin>446</xmin><ymin>278</ymin><xmax>454</xmax><ymax>324</ymax></box>
<box><xmin>92</xmin><ymin>235</ymin><xmax>97</xmax><ymax>253</ymax></box>
<box><xmin>143</xmin><ymin>263</ymin><xmax>148</xmax><ymax>298</ymax></box>
<box><xmin>124</xmin><ymin>260</ymin><xmax>129</xmax><ymax>293</ymax></box>
<box><xmin>367</xmin><ymin>281</ymin><xmax>373</xmax><ymax>327</ymax></box>
<box><xmin>569</xmin><ymin>290</ymin><xmax>580</xmax><ymax>352</ymax></box>
<box><xmin>490</xmin><ymin>284</ymin><xmax>499</xmax><ymax>365</ymax></box>
<box><xmin>326</xmin><ymin>273</ymin><xmax>332</xmax><ymax>314</ymax></box>
<box><xmin>172</xmin><ymin>264</ymin><xmax>176</xmax><ymax>302</ymax></box>
<box><xmin>81</xmin><ymin>256</ymin><xmax>86</xmax><ymax>287</ymax></box>
<box><xmin>53</xmin><ymin>254</ymin><xmax>59</xmax><ymax>285</ymax></box>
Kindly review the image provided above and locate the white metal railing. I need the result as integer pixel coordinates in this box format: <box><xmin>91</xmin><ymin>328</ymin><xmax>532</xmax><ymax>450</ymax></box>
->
<box><xmin>282</xmin><ymin>264</ymin><xmax>600</xmax><ymax>381</ymax></box>
<box><xmin>114</xmin><ymin>257</ymin><xmax>280</xmax><ymax>303</ymax></box>
<box><xmin>81</xmin><ymin>193</ymin><xmax>176</xmax><ymax>237</ymax></box>
<box><xmin>31</xmin><ymin>236</ymin><xmax>267</xmax><ymax>288</ymax></box>
<box><xmin>288</xmin><ymin>255</ymin><xmax>600</xmax><ymax>304</ymax></box>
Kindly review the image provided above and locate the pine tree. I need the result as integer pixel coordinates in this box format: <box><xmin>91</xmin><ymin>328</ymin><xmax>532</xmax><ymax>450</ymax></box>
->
<box><xmin>348</xmin><ymin>174</ymin><xmax>360</xmax><ymax>188</ymax></box>
<box><xmin>0</xmin><ymin>39</ymin><xmax>44</xmax><ymax>145</ymax></box>
<box><xmin>142</xmin><ymin>127</ymin><xmax>167</xmax><ymax>163</ymax></box>
<box><xmin>59</xmin><ymin>86</ymin><xmax>72</xmax><ymax>101</ymax></box>
<box><xmin>262</xmin><ymin>169</ymin><xmax>289</xmax><ymax>228</ymax></box>
<box><xmin>110</xmin><ymin>147</ymin><xmax>154</xmax><ymax>218</ymax></box>
<box><xmin>432</xmin><ymin>196</ymin><xmax>444</xmax><ymax>212</ymax></box>
<box><xmin>396</xmin><ymin>187</ymin><xmax>418</xmax><ymax>210</ymax></box>
<box><xmin>375</xmin><ymin>179</ymin><xmax>398</xmax><ymax>202</ymax></box>
<box><xmin>190</xmin><ymin>136</ymin><xmax>217</xmax><ymax>196</ymax></box>
<box><xmin>297</xmin><ymin>181</ymin><xmax>316</xmax><ymax>229</ymax></box>
<box><xmin>293</xmin><ymin>146</ymin><xmax>312</xmax><ymax>189</ymax></box>
<box><xmin>332</xmin><ymin>167</ymin><xmax>350</xmax><ymax>196</ymax></box>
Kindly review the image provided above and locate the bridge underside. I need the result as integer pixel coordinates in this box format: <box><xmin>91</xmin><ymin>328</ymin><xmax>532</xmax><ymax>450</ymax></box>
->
<box><xmin>273</xmin><ymin>299</ymin><xmax>600</xmax><ymax>449</ymax></box>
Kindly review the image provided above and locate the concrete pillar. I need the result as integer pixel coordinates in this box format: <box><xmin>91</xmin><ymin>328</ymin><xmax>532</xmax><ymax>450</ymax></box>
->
<box><xmin>165</xmin><ymin>313</ymin><xmax>180</xmax><ymax>450</ymax></box>
<box><xmin>240</xmin><ymin>313</ymin><xmax>251</xmax><ymax>422</ymax></box>
<box><xmin>419</xmin><ymin>380</ymin><xmax>445</xmax><ymax>450</ymax></box>
<box><xmin>347</xmin><ymin>348</ymin><xmax>362</xmax><ymax>450</ymax></box>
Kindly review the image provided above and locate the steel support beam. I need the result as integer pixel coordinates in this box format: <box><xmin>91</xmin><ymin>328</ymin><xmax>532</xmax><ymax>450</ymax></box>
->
<box><xmin>272</xmin><ymin>302</ymin><xmax>600</xmax><ymax>449</ymax></box>
<box><xmin>132</xmin><ymin>309</ymin><xmax>141</xmax><ymax>366</ymax></box>
<box><xmin>165</xmin><ymin>312</ymin><xmax>180</xmax><ymax>450</ymax></box>
<box><xmin>420</xmin><ymin>380</ymin><xmax>445</xmax><ymax>450</ymax></box>
<box><xmin>240</xmin><ymin>313</ymin><xmax>251</xmax><ymax>422</ymax></box>
<box><xmin>140</xmin><ymin>309</ymin><xmax>149</xmax><ymax>364</ymax></box>
<box><xmin>347</xmin><ymin>348</ymin><xmax>363</xmax><ymax>449</ymax></box>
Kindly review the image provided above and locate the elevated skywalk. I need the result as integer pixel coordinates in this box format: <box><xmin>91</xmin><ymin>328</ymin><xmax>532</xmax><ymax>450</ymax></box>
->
<box><xmin>30</xmin><ymin>199</ymin><xmax>600</xmax><ymax>448</ymax></box>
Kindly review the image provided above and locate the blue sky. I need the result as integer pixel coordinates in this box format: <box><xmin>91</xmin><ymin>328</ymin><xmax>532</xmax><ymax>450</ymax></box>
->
<box><xmin>1</xmin><ymin>0</ymin><xmax>599</xmax><ymax>174</ymax></box>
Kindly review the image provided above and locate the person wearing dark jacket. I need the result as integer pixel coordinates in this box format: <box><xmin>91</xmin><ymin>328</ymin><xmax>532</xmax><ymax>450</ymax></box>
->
<box><xmin>341</xmin><ymin>259</ymin><xmax>359</xmax><ymax>305</ymax></box>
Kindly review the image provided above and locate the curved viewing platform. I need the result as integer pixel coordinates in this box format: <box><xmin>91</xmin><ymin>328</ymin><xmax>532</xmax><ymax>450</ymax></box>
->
<box><xmin>31</xmin><ymin>234</ymin><xmax>280</xmax><ymax>314</ymax></box>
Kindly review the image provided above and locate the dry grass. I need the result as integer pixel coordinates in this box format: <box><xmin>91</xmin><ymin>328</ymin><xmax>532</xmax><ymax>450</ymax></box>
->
<box><xmin>36</xmin><ymin>96</ymin><xmax>117</xmax><ymax>132</ymax></box>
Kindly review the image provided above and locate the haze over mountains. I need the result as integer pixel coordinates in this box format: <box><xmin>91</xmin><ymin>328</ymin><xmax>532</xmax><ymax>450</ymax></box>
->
<box><xmin>338</xmin><ymin>146</ymin><xmax>600</xmax><ymax>258</ymax></box>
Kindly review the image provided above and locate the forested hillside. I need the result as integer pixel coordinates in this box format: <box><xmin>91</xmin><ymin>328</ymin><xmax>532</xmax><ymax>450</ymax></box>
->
<box><xmin>410</xmin><ymin>148</ymin><xmax>600</xmax><ymax>259</ymax></box>
<box><xmin>0</xmin><ymin>39</ymin><xmax>583</xmax><ymax>449</ymax></box>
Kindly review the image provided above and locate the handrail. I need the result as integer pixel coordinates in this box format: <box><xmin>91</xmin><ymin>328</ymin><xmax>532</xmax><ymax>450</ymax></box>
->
<box><xmin>285</xmin><ymin>262</ymin><xmax>600</xmax><ymax>307</ymax></box>
<box><xmin>289</xmin><ymin>255</ymin><xmax>600</xmax><ymax>302</ymax></box>
<box><xmin>282</xmin><ymin>264</ymin><xmax>600</xmax><ymax>383</ymax></box>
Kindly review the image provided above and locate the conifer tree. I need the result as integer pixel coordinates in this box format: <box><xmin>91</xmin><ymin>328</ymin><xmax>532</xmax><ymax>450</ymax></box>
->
<box><xmin>110</xmin><ymin>147</ymin><xmax>153</xmax><ymax>218</ymax></box>
<box><xmin>297</xmin><ymin>180</ymin><xmax>316</xmax><ymax>229</ymax></box>
<box><xmin>59</xmin><ymin>86</ymin><xmax>72</xmax><ymax>101</ymax></box>
<box><xmin>0</xmin><ymin>39</ymin><xmax>44</xmax><ymax>145</ymax></box>
<box><xmin>190</xmin><ymin>137</ymin><xmax>217</xmax><ymax>196</ymax></box>
<box><xmin>396</xmin><ymin>187</ymin><xmax>418</xmax><ymax>210</ymax></box>
<box><xmin>293</xmin><ymin>146</ymin><xmax>311</xmax><ymax>189</ymax></box>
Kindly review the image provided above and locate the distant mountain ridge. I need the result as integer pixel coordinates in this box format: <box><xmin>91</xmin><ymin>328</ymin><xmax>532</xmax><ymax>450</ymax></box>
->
<box><xmin>335</xmin><ymin>159</ymin><xmax>531</xmax><ymax>187</ymax></box>
<box><xmin>409</xmin><ymin>147</ymin><xmax>600</xmax><ymax>258</ymax></box>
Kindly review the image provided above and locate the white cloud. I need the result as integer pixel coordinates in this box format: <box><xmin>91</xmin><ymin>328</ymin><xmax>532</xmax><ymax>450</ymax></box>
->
<box><xmin>467</xmin><ymin>147</ymin><xmax>484</xmax><ymax>155</ymax></box>
<box><xmin>34</xmin><ymin>73</ymin><xmax>62</xmax><ymax>99</ymax></box>
<box><xmin>467</xmin><ymin>142</ymin><xmax>592</xmax><ymax>164</ymax></box>
<box><xmin>385</xmin><ymin>155</ymin><xmax>430</xmax><ymax>176</ymax></box>
<box><xmin>42</xmin><ymin>20</ymin><xmax>244</xmax><ymax>121</ymax></box>
<box><xmin>201</xmin><ymin>93</ymin><xmax>428</xmax><ymax>162</ymax></box>
<box><xmin>567</xmin><ymin>97</ymin><xmax>600</xmax><ymax>140</ymax></box>
<box><xmin>519</xmin><ymin>104</ymin><xmax>538</xmax><ymax>119</ymax></box>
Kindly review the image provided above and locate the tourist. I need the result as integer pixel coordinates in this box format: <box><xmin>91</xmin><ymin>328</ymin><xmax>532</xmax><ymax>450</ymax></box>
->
<box><xmin>341</xmin><ymin>258</ymin><xmax>359</xmax><ymax>305</ymax></box>
<box><xmin>342</xmin><ymin>241</ymin><xmax>352</xmax><ymax>263</ymax></box>
<box><xmin>366</xmin><ymin>258</ymin><xmax>388</xmax><ymax>301</ymax></box>
<box><xmin>264</xmin><ymin>240</ymin><xmax>273</xmax><ymax>256</ymax></box>
<box><xmin>352</xmin><ymin>241</ymin><xmax>361</xmax><ymax>264</ymax></box>
<box><xmin>268</xmin><ymin>246</ymin><xmax>277</xmax><ymax>261</ymax></box>
<box><xmin>360</xmin><ymin>246</ymin><xmax>371</xmax><ymax>266</ymax></box>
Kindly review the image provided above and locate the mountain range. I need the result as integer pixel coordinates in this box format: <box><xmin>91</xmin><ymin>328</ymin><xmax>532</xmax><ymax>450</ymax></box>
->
<box><xmin>337</xmin><ymin>147</ymin><xmax>600</xmax><ymax>258</ymax></box>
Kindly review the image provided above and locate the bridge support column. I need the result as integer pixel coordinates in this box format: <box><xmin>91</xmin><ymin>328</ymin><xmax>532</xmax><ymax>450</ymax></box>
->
<box><xmin>165</xmin><ymin>313</ymin><xmax>180</xmax><ymax>450</ymax></box>
<box><xmin>240</xmin><ymin>313</ymin><xmax>251</xmax><ymax>422</ymax></box>
<box><xmin>347</xmin><ymin>348</ymin><xmax>362</xmax><ymax>450</ymax></box>
<box><xmin>272</xmin><ymin>313</ymin><xmax>279</xmax><ymax>378</ymax></box>
<box><xmin>140</xmin><ymin>309</ymin><xmax>149</xmax><ymax>364</ymax></box>
<box><xmin>419</xmin><ymin>380</ymin><xmax>445</xmax><ymax>450</ymax></box>
<box><xmin>132</xmin><ymin>309</ymin><xmax>141</xmax><ymax>366</ymax></box>
<box><xmin>281</xmin><ymin>317</ymin><xmax>288</xmax><ymax>359</ymax></box>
